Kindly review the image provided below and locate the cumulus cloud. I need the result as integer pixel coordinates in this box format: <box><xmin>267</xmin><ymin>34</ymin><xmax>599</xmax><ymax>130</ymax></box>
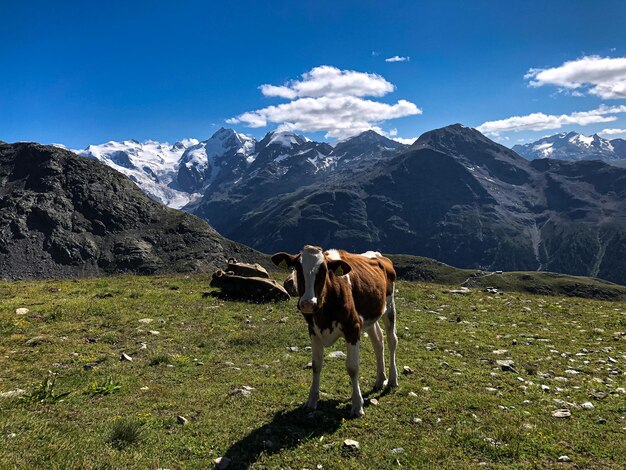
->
<box><xmin>391</xmin><ymin>136</ymin><xmax>417</xmax><ymax>145</ymax></box>
<box><xmin>477</xmin><ymin>105</ymin><xmax>626</xmax><ymax>136</ymax></box>
<box><xmin>599</xmin><ymin>128</ymin><xmax>626</xmax><ymax>137</ymax></box>
<box><xmin>525</xmin><ymin>56</ymin><xmax>626</xmax><ymax>99</ymax></box>
<box><xmin>228</xmin><ymin>65</ymin><xmax>421</xmax><ymax>139</ymax></box>
<box><xmin>385</xmin><ymin>55</ymin><xmax>410</xmax><ymax>63</ymax></box>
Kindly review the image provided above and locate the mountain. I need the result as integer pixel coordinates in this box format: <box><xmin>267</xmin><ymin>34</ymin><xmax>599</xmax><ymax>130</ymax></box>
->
<box><xmin>74</xmin><ymin>138</ymin><xmax>199</xmax><ymax>209</ymax></box>
<box><xmin>512</xmin><ymin>131</ymin><xmax>626</xmax><ymax>163</ymax></box>
<box><xmin>188</xmin><ymin>124</ymin><xmax>626</xmax><ymax>285</ymax></box>
<box><xmin>0</xmin><ymin>142</ymin><xmax>261</xmax><ymax>280</ymax></box>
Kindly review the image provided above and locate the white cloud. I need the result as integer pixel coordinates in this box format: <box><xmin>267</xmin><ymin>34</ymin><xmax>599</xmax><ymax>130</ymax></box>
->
<box><xmin>599</xmin><ymin>128</ymin><xmax>626</xmax><ymax>137</ymax></box>
<box><xmin>391</xmin><ymin>136</ymin><xmax>417</xmax><ymax>145</ymax></box>
<box><xmin>258</xmin><ymin>65</ymin><xmax>395</xmax><ymax>99</ymax></box>
<box><xmin>229</xmin><ymin>65</ymin><xmax>421</xmax><ymax>140</ymax></box>
<box><xmin>477</xmin><ymin>105</ymin><xmax>626</xmax><ymax>136</ymax></box>
<box><xmin>385</xmin><ymin>55</ymin><xmax>410</xmax><ymax>63</ymax></box>
<box><xmin>525</xmin><ymin>55</ymin><xmax>626</xmax><ymax>99</ymax></box>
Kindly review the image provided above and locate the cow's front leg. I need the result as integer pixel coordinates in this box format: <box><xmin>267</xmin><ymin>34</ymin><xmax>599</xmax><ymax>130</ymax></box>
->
<box><xmin>346</xmin><ymin>340</ymin><xmax>364</xmax><ymax>417</ymax></box>
<box><xmin>305</xmin><ymin>334</ymin><xmax>324</xmax><ymax>410</ymax></box>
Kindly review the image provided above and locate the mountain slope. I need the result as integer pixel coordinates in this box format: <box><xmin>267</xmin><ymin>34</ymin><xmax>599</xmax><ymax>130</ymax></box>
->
<box><xmin>188</xmin><ymin>124</ymin><xmax>626</xmax><ymax>285</ymax></box>
<box><xmin>0</xmin><ymin>142</ymin><xmax>261</xmax><ymax>279</ymax></box>
<box><xmin>512</xmin><ymin>132</ymin><xmax>626</xmax><ymax>163</ymax></box>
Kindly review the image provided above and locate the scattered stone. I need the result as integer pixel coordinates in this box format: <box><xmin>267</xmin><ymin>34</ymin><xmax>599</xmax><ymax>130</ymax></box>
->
<box><xmin>608</xmin><ymin>357</ymin><xmax>618</xmax><ymax>364</ymax></box>
<box><xmin>177</xmin><ymin>416</ymin><xmax>188</xmax><ymax>425</ymax></box>
<box><xmin>552</xmin><ymin>409</ymin><xmax>572</xmax><ymax>418</ymax></box>
<box><xmin>558</xmin><ymin>455</ymin><xmax>572</xmax><ymax>463</ymax></box>
<box><xmin>564</xmin><ymin>369</ymin><xmax>580</xmax><ymax>375</ymax></box>
<box><xmin>223</xmin><ymin>362</ymin><xmax>235</xmax><ymax>367</ymax></box>
<box><xmin>485</xmin><ymin>387</ymin><xmax>498</xmax><ymax>393</ymax></box>
<box><xmin>278</xmin><ymin>317</ymin><xmax>288</xmax><ymax>323</ymax></box>
<box><xmin>541</xmin><ymin>385</ymin><xmax>550</xmax><ymax>392</ymax></box>
<box><xmin>597</xmin><ymin>418</ymin><xmax>607</xmax><ymax>424</ymax></box>
<box><xmin>426</xmin><ymin>343</ymin><xmax>436</xmax><ymax>351</ymax></box>
<box><xmin>138</xmin><ymin>318</ymin><xmax>154</xmax><ymax>324</ymax></box>
<box><xmin>391</xmin><ymin>447</ymin><xmax>405</xmax><ymax>454</ymax></box>
<box><xmin>581</xmin><ymin>402</ymin><xmax>594</xmax><ymax>410</ymax></box>
<box><xmin>496</xmin><ymin>360</ymin><xmax>517</xmax><ymax>372</ymax></box>
<box><xmin>305</xmin><ymin>362</ymin><xmax>313</xmax><ymax>369</ymax></box>
<box><xmin>25</xmin><ymin>336</ymin><xmax>47</xmax><ymax>346</ymax></box>
<box><xmin>228</xmin><ymin>386</ymin><xmax>254</xmax><ymax>397</ymax></box>
<box><xmin>512</xmin><ymin>339</ymin><xmax>518</xmax><ymax>345</ymax></box>
<box><xmin>492</xmin><ymin>349</ymin><xmax>508</xmax><ymax>355</ymax></box>
<box><xmin>368</xmin><ymin>398</ymin><xmax>379</xmax><ymax>406</ymax></box>
<box><xmin>591</xmin><ymin>391</ymin><xmax>608</xmax><ymax>400</ymax></box>
<box><xmin>413</xmin><ymin>417</ymin><xmax>423</xmax><ymax>424</ymax></box>
<box><xmin>0</xmin><ymin>389</ymin><xmax>26</xmax><ymax>399</ymax></box>
<box><xmin>328</xmin><ymin>351</ymin><xmax>346</xmax><ymax>359</ymax></box>
<box><xmin>120</xmin><ymin>352</ymin><xmax>133</xmax><ymax>362</ymax></box>
<box><xmin>83</xmin><ymin>362</ymin><xmax>99</xmax><ymax>370</ymax></box>
<box><xmin>402</xmin><ymin>366</ymin><xmax>414</xmax><ymax>375</ymax></box>
<box><xmin>449</xmin><ymin>288</ymin><xmax>470</xmax><ymax>295</ymax></box>
<box><xmin>15</xmin><ymin>308</ymin><xmax>29</xmax><ymax>315</ymax></box>
<box><xmin>149</xmin><ymin>330</ymin><xmax>160</xmax><ymax>336</ymax></box>
<box><xmin>7</xmin><ymin>432</ymin><xmax>17</xmax><ymax>438</ymax></box>
<box><xmin>140</xmin><ymin>342</ymin><xmax>148</xmax><ymax>350</ymax></box>
<box><xmin>408</xmin><ymin>391</ymin><xmax>418</xmax><ymax>398</ymax></box>
<box><xmin>288</xmin><ymin>346</ymin><xmax>299</xmax><ymax>352</ymax></box>
<box><xmin>214</xmin><ymin>456</ymin><xmax>231</xmax><ymax>469</ymax></box>
<box><xmin>343</xmin><ymin>439</ymin><xmax>360</xmax><ymax>451</ymax></box>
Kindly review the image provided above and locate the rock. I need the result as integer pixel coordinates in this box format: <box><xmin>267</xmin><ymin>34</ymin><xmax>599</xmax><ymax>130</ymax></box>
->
<box><xmin>608</xmin><ymin>356</ymin><xmax>618</xmax><ymax>364</ymax></box>
<box><xmin>558</xmin><ymin>455</ymin><xmax>572</xmax><ymax>462</ymax></box>
<box><xmin>177</xmin><ymin>416</ymin><xmax>188</xmax><ymax>425</ymax></box>
<box><xmin>83</xmin><ymin>362</ymin><xmax>99</xmax><ymax>370</ymax></box>
<box><xmin>564</xmin><ymin>369</ymin><xmax>579</xmax><ymax>375</ymax></box>
<box><xmin>391</xmin><ymin>447</ymin><xmax>405</xmax><ymax>454</ymax></box>
<box><xmin>25</xmin><ymin>336</ymin><xmax>47</xmax><ymax>346</ymax></box>
<box><xmin>140</xmin><ymin>342</ymin><xmax>148</xmax><ymax>350</ymax></box>
<box><xmin>305</xmin><ymin>362</ymin><xmax>313</xmax><ymax>369</ymax></box>
<box><xmin>597</xmin><ymin>418</ymin><xmax>607</xmax><ymax>424</ymax></box>
<box><xmin>512</xmin><ymin>339</ymin><xmax>518</xmax><ymax>345</ymax></box>
<box><xmin>214</xmin><ymin>456</ymin><xmax>231</xmax><ymax>469</ymax></box>
<box><xmin>288</xmin><ymin>346</ymin><xmax>299</xmax><ymax>352</ymax></box>
<box><xmin>328</xmin><ymin>351</ymin><xmax>346</xmax><ymax>359</ymax></box>
<box><xmin>541</xmin><ymin>385</ymin><xmax>550</xmax><ymax>392</ymax></box>
<box><xmin>496</xmin><ymin>360</ymin><xmax>517</xmax><ymax>372</ymax></box>
<box><xmin>343</xmin><ymin>439</ymin><xmax>360</xmax><ymax>451</ymax></box>
<box><xmin>413</xmin><ymin>417</ymin><xmax>423</xmax><ymax>424</ymax></box>
<box><xmin>552</xmin><ymin>409</ymin><xmax>572</xmax><ymax>418</ymax></box>
<box><xmin>0</xmin><ymin>389</ymin><xmax>26</xmax><ymax>399</ymax></box>
<box><xmin>120</xmin><ymin>352</ymin><xmax>133</xmax><ymax>362</ymax></box>
<box><xmin>149</xmin><ymin>330</ymin><xmax>160</xmax><ymax>336</ymax></box>
<box><xmin>426</xmin><ymin>343</ymin><xmax>436</xmax><ymax>351</ymax></box>
<box><xmin>15</xmin><ymin>308</ymin><xmax>29</xmax><ymax>315</ymax></box>
<box><xmin>449</xmin><ymin>288</ymin><xmax>470</xmax><ymax>295</ymax></box>
<box><xmin>581</xmin><ymin>402</ymin><xmax>594</xmax><ymax>410</ymax></box>
<box><xmin>228</xmin><ymin>387</ymin><xmax>254</xmax><ymax>397</ymax></box>
<box><xmin>402</xmin><ymin>366</ymin><xmax>414</xmax><ymax>375</ymax></box>
<box><xmin>492</xmin><ymin>349</ymin><xmax>508</xmax><ymax>355</ymax></box>
<box><xmin>408</xmin><ymin>391</ymin><xmax>418</xmax><ymax>397</ymax></box>
<box><xmin>138</xmin><ymin>318</ymin><xmax>154</xmax><ymax>324</ymax></box>
<box><xmin>368</xmin><ymin>398</ymin><xmax>379</xmax><ymax>406</ymax></box>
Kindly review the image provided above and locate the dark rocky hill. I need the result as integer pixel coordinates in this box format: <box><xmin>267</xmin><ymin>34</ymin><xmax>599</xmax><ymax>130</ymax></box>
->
<box><xmin>0</xmin><ymin>142</ymin><xmax>261</xmax><ymax>279</ymax></box>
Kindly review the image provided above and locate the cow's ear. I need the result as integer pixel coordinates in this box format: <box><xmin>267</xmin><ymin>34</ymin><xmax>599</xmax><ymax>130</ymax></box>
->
<box><xmin>271</xmin><ymin>252</ymin><xmax>298</xmax><ymax>269</ymax></box>
<box><xmin>328</xmin><ymin>259</ymin><xmax>351</xmax><ymax>276</ymax></box>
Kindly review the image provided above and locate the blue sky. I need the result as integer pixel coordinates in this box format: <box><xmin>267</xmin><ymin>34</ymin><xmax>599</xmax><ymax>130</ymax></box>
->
<box><xmin>1</xmin><ymin>0</ymin><xmax>626</xmax><ymax>148</ymax></box>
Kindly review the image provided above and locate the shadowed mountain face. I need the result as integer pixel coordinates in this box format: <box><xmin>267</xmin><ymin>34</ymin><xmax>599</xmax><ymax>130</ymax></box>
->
<box><xmin>0</xmin><ymin>142</ymin><xmax>261</xmax><ymax>279</ymax></box>
<box><xmin>188</xmin><ymin>125</ymin><xmax>626</xmax><ymax>285</ymax></box>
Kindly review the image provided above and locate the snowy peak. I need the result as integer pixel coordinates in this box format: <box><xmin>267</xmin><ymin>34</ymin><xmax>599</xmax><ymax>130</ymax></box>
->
<box><xmin>513</xmin><ymin>132</ymin><xmax>625</xmax><ymax>163</ymax></box>
<box><xmin>75</xmin><ymin>138</ymin><xmax>198</xmax><ymax>209</ymax></box>
<box><xmin>262</xmin><ymin>130</ymin><xmax>309</xmax><ymax>149</ymax></box>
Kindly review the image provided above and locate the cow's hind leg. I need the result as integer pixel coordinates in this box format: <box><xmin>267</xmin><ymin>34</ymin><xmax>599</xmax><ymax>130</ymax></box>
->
<box><xmin>346</xmin><ymin>341</ymin><xmax>364</xmax><ymax>417</ymax></box>
<box><xmin>306</xmin><ymin>335</ymin><xmax>324</xmax><ymax>410</ymax></box>
<box><xmin>367</xmin><ymin>322</ymin><xmax>386</xmax><ymax>390</ymax></box>
<box><xmin>382</xmin><ymin>290</ymin><xmax>398</xmax><ymax>388</ymax></box>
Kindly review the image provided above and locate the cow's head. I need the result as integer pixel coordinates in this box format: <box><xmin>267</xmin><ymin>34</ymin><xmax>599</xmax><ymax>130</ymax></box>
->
<box><xmin>271</xmin><ymin>245</ymin><xmax>351</xmax><ymax>314</ymax></box>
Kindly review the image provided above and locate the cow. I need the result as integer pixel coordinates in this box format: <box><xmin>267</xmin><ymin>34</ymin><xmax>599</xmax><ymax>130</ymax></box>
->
<box><xmin>209</xmin><ymin>269</ymin><xmax>290</xmax><ymax>302</ymax></box>
<box><xmin>226</xmin><ymin>257</ymin><xmax>270</xmax><ymax>279</ymax></box>
<box><xmin>271</xmin><ymin>245</ymin><xmax>398</xmax><ymax>417</ymax></box>
<box><xmin>283</xmin><ymin>271</ymin><xmax>298</xmax><ymax>297</ymax></box>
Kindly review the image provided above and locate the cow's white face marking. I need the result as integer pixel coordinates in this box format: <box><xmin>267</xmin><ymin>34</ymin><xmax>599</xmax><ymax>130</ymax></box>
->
<box><xmin>300</xmin><ymin>247</ymin><xmax>324</xmax><ymax>310</ymax></box>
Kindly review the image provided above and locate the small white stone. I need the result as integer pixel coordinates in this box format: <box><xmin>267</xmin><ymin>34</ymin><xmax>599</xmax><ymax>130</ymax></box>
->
<box><xmin>327</xmin><ymin>351</ymin><xmax>346</xmax><ymax>359</ymax></box>
<box><xmin>120</xmin><ymin>352</ymin><xmax>133</xmax><ymax>362</ymax></box>
<box><xmin>15</xmin><ymin>308</ymin><xmax>29</xmax><ymax>315</ymax></box>
<box><xmin>343</xmin><ymin>439</ymin><xmax>360</xmax><ymax>451</ymax></box>
<box><xmin>558</xmin><ymin>455</ymin><xmax>572</xmax><ymax>462</ymax></box>
<box><xmin>581</xmin><ymin>402</ymin><xmax>594</xmax><ymax>410</ymax></box>
<box><xmin>214</xmin><ymin>456</ymin><xmax>231</xmax><ymax>469</ymax></box>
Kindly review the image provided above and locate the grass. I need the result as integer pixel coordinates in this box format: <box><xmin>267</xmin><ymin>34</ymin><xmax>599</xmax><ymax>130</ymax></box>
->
<box><xmin>0</xmin><ymin>273</ymin><xmax>625</xmax><ymax>468</ymax></box>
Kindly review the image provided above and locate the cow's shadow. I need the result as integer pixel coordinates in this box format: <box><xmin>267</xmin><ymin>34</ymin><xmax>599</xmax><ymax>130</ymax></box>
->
<box><xmin>221</xmin><ymin>400</ymin><xmax>345</xmax><ymax>469</ymax></box>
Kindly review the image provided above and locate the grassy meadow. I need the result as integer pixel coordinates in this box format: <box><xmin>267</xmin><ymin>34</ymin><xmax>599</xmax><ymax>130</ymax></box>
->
<box><xmin>1</xmin><ymin>273</ymin><xmax>625</xmax><ymax>469</ymax></box>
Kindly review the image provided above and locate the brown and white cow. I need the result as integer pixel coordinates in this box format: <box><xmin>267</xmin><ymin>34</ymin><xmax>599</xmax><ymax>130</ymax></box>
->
<box><xmin>272</xmin><ymin>245</ymin><xmax>398</xmax><ymax>417</ymax></box>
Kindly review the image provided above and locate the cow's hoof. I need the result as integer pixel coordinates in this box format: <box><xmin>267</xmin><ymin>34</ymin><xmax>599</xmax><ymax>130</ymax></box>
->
<box><xmin>386</xmin><ymin>378</ymin><xmax>398</xmax><ymax>389</ymax></box>
<box><xmin>349</xmin><ymin>407</ymin><xmax>365</xmax><ymax>418</ymax></box>
<box><xmin>373</xmin><ymin>379</ymin><xmax>387</xmax><ymax>391</ymax></box>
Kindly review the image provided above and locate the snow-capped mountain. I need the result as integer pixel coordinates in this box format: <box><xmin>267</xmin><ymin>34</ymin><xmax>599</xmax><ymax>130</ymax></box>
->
<box><xmin>512</xmin><ymin>132</ymin><xmax>626</xmax><ymax>163</ymax></box>
<box><xmin>74</xmin><ymin>138</ymin><xmax>199</xmax><ymax>208</ymax></box>
<box><xmin>68</xmin><ymin>128</ymin><xmax>408</xmax><ymax>212</ymax></box>
<box><xmin>176</xmin><ymin>128</ymin><xmax>255</xmax><ymax>193</ymax></box>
